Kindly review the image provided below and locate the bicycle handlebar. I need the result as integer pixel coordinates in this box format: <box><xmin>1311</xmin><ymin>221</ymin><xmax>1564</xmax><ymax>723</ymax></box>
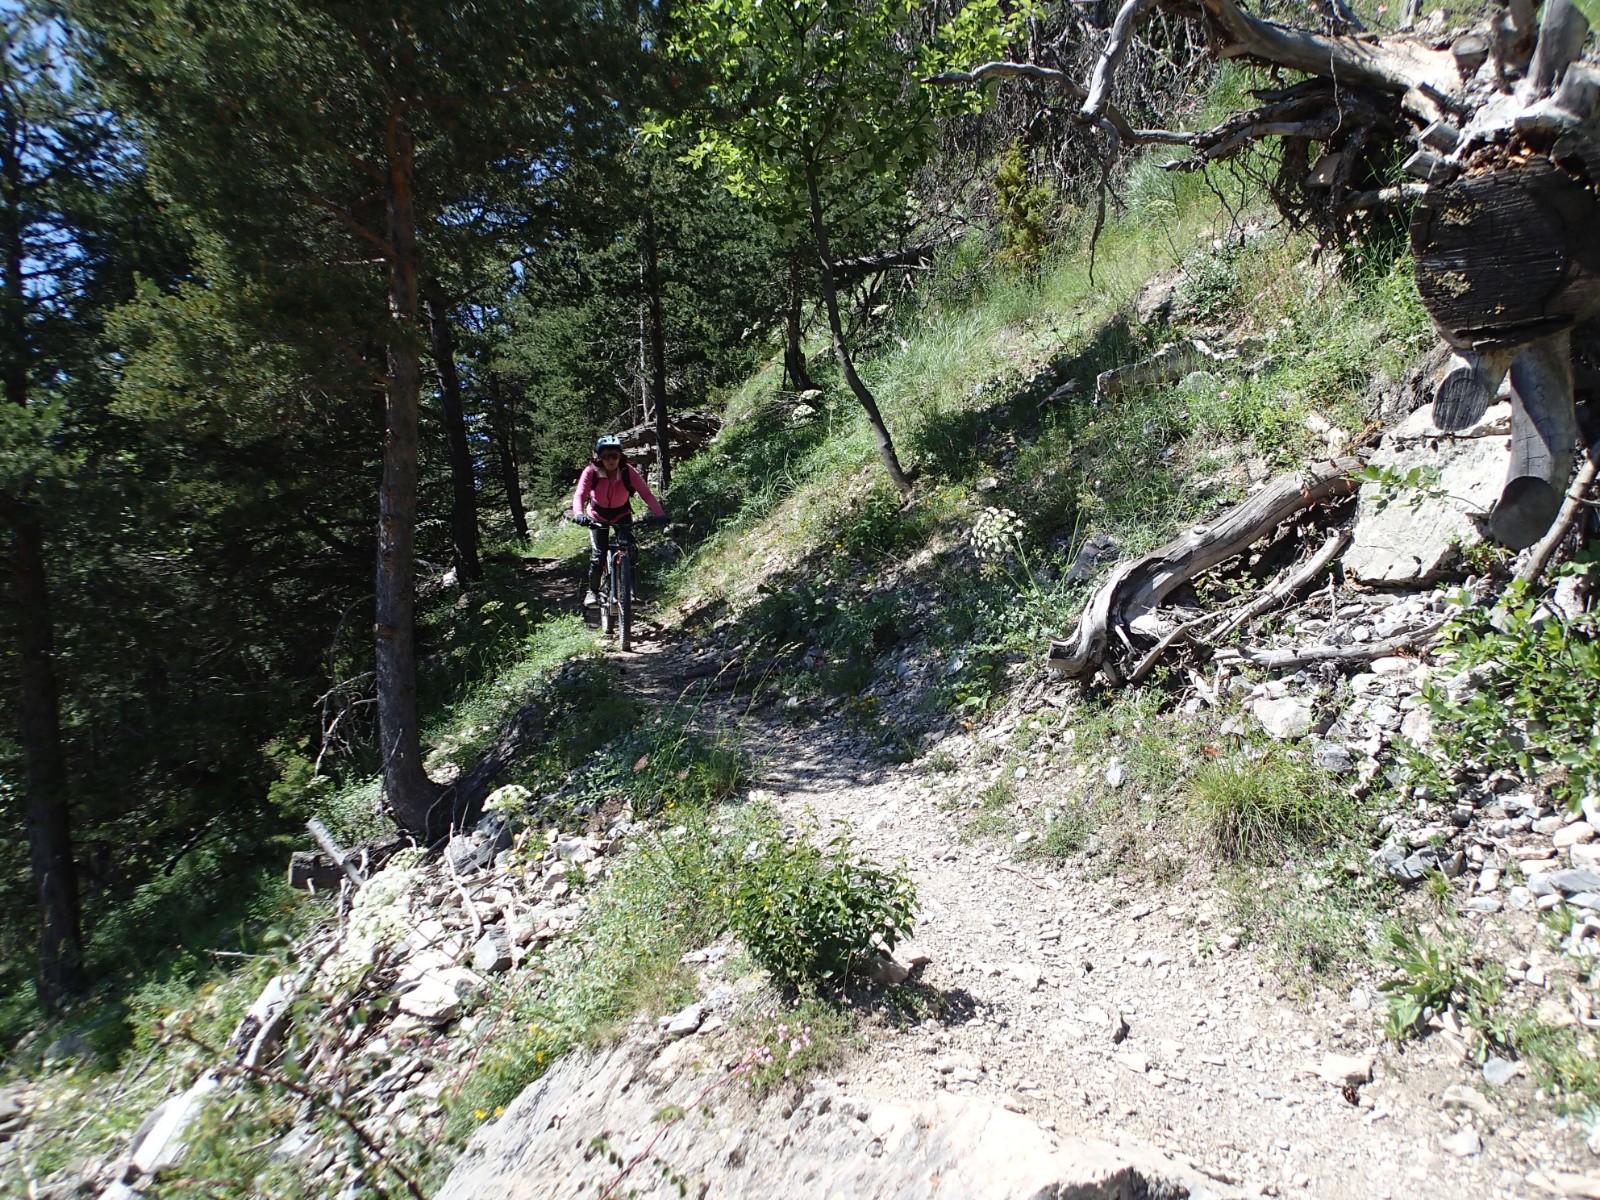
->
<box><xmin>569</xmin><ymin>513</ymin><xmax>669</xmax><ymax>529</ymax></box>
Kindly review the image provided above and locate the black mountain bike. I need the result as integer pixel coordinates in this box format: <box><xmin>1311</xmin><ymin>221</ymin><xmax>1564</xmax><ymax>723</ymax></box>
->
<box><xmin>573</xmin><ymin>515</ymin><xmax>665</xmax><ymax>652</ymax></box>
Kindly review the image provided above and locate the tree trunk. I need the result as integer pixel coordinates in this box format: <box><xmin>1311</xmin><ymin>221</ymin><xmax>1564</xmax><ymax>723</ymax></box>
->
<box><xmin>487</xmin><ymin>373</ymin><xmax>528</xmax><ymax>540</ymax></box>
<box><xmin>421</xmin><ymin>276</ymin><xmax>481</xmax><ymax>581</ymax></box>
<box><xmin>803</xmin><ymin>164</ymin><xmax>910</xmax><ymax>491</ymax></box>
<box><xmin>641</xmin><ymin>208</ymin><xmax>672</xmax><ymax>491</ymax></box>
<box><xmin>784</xmin><ymin>252</ymin><xmax>816</xmax><ymax>392</ymax></box>
<box><xmin>376</xmin><ymin>109</ymin><xmax>442</xmax><ymax>841</ymax></box>
<box><xmin>9</xmin><ymin>513</ymin><xmax>85</xmax><ymax>1007</ymax></box>
<box><xmin>2</xmin><ymin>108</ymin><xmax>84</xmax><ymax>1007</ymax></box>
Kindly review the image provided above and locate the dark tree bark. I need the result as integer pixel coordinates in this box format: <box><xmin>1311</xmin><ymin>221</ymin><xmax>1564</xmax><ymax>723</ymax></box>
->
<box><xmin>487</xmin><ymin>372</ymin><xmax>528</xmax><ymax>540</ymax></box>
<box><xmin>640</xmin><ymin>208</ymin><xmax>672</xmax><ymax>491</ymax></box>
<box><xmin>421</xmin><ymin>275</ymin><xmax>482</xmax><ymax>581</ymax></box>
<box><xmin>2</xmin><ymin>104</ymin><xmax>84</xmax><ymax>1007</ymax></box>
<box><xmin>803</xmin><ymin>162</ymin><xmax>910</xmax><ymax>492</ymax></box>
<box><xmin>9</xmin><ymin>516</ymin><xmax>86</xmax><ymax>1007</ymax></box>
<box><xmin>376</xmin><ymin>107</ymin><xmax>442</xmax><ymax>842</ymax></box>
<box><xmin>783</xmin><ymin>251</ymin><xmax>816</xmax><ymax>393</ymax></box>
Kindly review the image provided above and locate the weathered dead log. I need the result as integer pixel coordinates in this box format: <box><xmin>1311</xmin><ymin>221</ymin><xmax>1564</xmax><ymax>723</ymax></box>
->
<box><xmin>1050</xmin><ymin>457</ymin><xmax>1361</xmax><ymax>683</ymax></box>
<box><xmin>1516</xmin><ymin>439</ymin><xmax>1600</xmax><ymax>584</ymax></box>
<box><xmin>1412</xmin><ymin>147</ymin><xmax>1600</xmax><ymax>353</ymax></box>
<box><xmin>1213</xmin><ymin>620</ymin><xmax>1447</xmax><ymax>671</ymax></box>
<box><xmin>613</xmin><ymin>409</ymin><xmax>720</xmax><ymax>472</ymax></box>
<box><xmin>1494</xmin><ymin>330</ymin><xmax>1581</xmax><ymax>548</ymax></box>
<box><xmin>289</xmin><ymin>833</ymin><xmax>407</xmax><ymax>892</ymax></box>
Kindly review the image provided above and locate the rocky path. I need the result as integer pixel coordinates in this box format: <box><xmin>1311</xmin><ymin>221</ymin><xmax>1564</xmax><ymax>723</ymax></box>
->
<box><xmin>614</xmin><ymin>632</ymin><xmax>1599</xmax><ymax>1200</ymax></box>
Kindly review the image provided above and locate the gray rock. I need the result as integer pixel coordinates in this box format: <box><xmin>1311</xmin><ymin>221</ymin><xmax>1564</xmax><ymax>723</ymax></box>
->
<box><xmin>1530</xmin><ymin>869</ymin><xmax>1600</xmax><ymax>897</ymax></box>
<box><xmin>658</xmin><ymin>1002</ymin><xmax>705</xmax><ymax>1040</ymax></box>
<box><xmin>1345</xmin><ymin>401</ymin><xmax>1511</xmax><ymax>584</ymax></box>
<box><xmin>1253</xmin><ymin>697</ymin><xmax>1312</xmax><ymax>740</ymax></box>
<box><xmin>397</xmin><ymin>967</ymin><xmax>482</xmax><ymax>1024</ymax></box>
<box><xmin>1442</xmin><ymin>1084</ymin><xmax>1496</xmax><ymax>1118</ymax></box>
<box><xmin>436</xmin><ymin>1042</ymin><xmax>1231</xmax><ymax>1200</ymax></box>
<box><xmin>446</xmin><ymin>814</ymin><xmax>513</xmax><ymax>875</ymax></box>
<box><xmin>472</xmin><ymin>928</ymin><xmax>512</xmax><ymax>974</ymax></box>
<box><xmin>1064</xmin><ymin>534</ymin><xmax>1119</xmax><ymax>585</ymax></box>
<box><xmin>1315</xmin><ymin>1052</ymin><xmax>1373</xmax><ymax>1087</ymax></box>
<box><xmin>1134</xmin><ymin>271</ymin><xmax>1184</xmax><ymax>325</ymax></box>
<box><xmin>1442</xmin><ymin>1127</ymin><xmax>1482</xmax><ymax>1157</ymax></box>
<box><xmin>1313</xmin><ymin>742</ymin><xmax>1355</xmax><ymax>773</ymax></box>
<box><xmin>1482</xmin><ymin>1056</ymin><xmax>1519</xmax><ymax>1087</ymax></box>
<box><xmin>1103</xmin><ymin>761</ymin><xmax>1127</xmax><ymax>789</ymax></box>
<box><xmin>1372</xmin><ymin>843</ymin><xmax>1444</xmax><ymax>884</ymax></box>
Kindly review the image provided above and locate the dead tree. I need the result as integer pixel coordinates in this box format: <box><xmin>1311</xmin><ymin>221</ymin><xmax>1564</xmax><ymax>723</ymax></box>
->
<box><xmin>937</xmin><ymin>0</ymin><xmax>1600</xmax><ymax>554</ymax></box>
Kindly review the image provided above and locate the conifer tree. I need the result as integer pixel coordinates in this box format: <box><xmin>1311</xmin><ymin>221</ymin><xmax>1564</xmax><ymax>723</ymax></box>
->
<box><xmin>72</xmin><ymin>0</ymin><xmax>656</xmax><ymax>839</ymax></box>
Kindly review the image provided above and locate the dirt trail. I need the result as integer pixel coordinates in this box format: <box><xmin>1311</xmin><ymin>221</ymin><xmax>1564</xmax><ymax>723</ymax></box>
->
<box><xmin>609</xmin><ymin>636</ymin><xmax>1588</xmax><ymax>1200</ymax></box>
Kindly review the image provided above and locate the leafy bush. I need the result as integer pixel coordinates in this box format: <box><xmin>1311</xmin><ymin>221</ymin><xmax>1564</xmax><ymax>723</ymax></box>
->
<box><xmin>730</xmin><ymin>823</ymin><xmax>915</xmax><ymax>989</ymax></box>
<box><xmin>1423</xmin><ymin>576</ymin><xmax>1600</xmax><ymax>808</ymax></box>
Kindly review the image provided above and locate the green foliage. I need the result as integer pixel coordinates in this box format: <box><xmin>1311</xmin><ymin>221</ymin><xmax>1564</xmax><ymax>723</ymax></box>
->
<box><xmin>740</xmin><ymin>992</ymin><xmax>858</xmax><ymax>1096</ymax></box>
<box><xmin>669</xmin><ymin>0</ymin><xmax>1016</xmax><ymax>222</ymax></box>
<box><xmin>729</xmin><ymin>820</ymin><xmax>915</xmax><ymax>990</ymax></box>
<box><xmin>1378</xmin><ymin>925</ymin><xmax>1509</xmax><ymax>1052</ymax></box>
<box><xmin>1422</xmin><ymin>577</ymin><xmax>1600</xmax><ymax>807</ymax></box>
<box><xmin>1185</xmin><ymin>750</ymin><xmax>1353</xmax><ymax>861</ymax></box>
<box><xmin>994</xmin><ymin>143</ymin><xmax>1054</xmax><ymax>270</ymax></box>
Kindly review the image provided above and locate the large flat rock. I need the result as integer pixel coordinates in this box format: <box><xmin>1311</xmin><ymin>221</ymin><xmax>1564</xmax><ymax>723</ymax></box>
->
<box><xmin>437</xmin><ymin>1036</ymin><xmax>1233</xmax><ymax>1200</ymax></box>
<box><xmin>1344</xmin><ymin>401</ymin><xmax>1510</xmax><ymax>585</ymax></box>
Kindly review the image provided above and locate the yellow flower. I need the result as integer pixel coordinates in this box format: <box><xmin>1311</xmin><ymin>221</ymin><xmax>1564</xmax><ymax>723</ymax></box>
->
<box><xmin>474</xmin><ymin>1109</ymin><xmax>487</xmax><ymax>1120</ymax></box>
<box><xmin>494</xmin><ymin>1106</ymin><xmax>505</xmax><ymax>1117</ymax></box>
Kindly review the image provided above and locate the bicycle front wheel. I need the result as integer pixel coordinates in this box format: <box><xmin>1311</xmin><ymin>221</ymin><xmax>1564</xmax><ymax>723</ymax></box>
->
<box><xmin>599</xmin><ymin>568</ymin><xmax>614</xmax><ymax>637</ymax></box>
<box><xmin>617</xmin><ymin>556</ymin><xmax>633</xmax><ymax>652</ymax></box>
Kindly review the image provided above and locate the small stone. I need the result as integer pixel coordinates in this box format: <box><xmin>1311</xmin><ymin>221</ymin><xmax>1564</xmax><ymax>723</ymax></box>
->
<box><xmin>1400</xmin><ymin>708</ymin><xmax>1433</xmax><ymax>745</ymax></box>
<box><xmin>1253</xmin><ymin>697</ymin><xmax>1313</xmax><ymax>740</ymax></box>
<box><xmin>1316</xmin><ymin>1052</ymin><xmax>1373</xmax><ymax>1088</ymax></box>
<box><xmin>1115</xmin><ymin>1050</ymin><xmax>1149</xmax><ymax>1074</ymax></box>
<box><xmin>658</xmin><ymin>1002</ymin><xmax>705</xmax><ymax>1039</ymax></box>
<box><xmin>1442</xmin><ymin>1127</ymin><xmax>1482</xmax><ymax>1157</ymax></box>
<box><xmin>1556</xmin><ymin>823</ymin><xmax>1598</xmax><ymax>849</ymax></box>
<box><xmin>1313</xmin><ymin>742</ymin><xmax>1355</xmax><ymax>773</ymax></box>
<box><xmin>1104</xmin><ymin>762</ymin><xmax>1127</xmax><ymax>788</ymax></box>
<box><xmin>1536</xmin><ymin>1175</ymin><xmax>1600</xmax><ymax>1199</ymax></box>
<box><xmin>1442</xmin><ymin>1084</ymin><xmax>1497</xmax><ymax>1118</ymax></box>
<box><xmin>471</xmin><ymin>928</ymin><xmax>512</xmax><ymax>974</ymax></box>
<box><xmin>1482</xmin><ymin>1056</ymin><xmax>1520</xmax><ymax>1087</ymax></box>
<box><xmin>1535</xmin><ymin>815</ymin><xmax>1567</xmax><ymax>835</ymax></box>
<box><xmin>869</xmin><ymin>954</ymin><xmax>911</xmax><ymax>986</ymax></box>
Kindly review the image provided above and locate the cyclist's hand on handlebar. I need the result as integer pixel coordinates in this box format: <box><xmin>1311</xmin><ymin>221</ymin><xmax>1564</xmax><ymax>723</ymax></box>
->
<box><xmin>568</xmin><ymin>513</ymin><xmax>594</xmax><ymax>528</ymax></box>
<box><xmin>639</xmin><ymin>514</ymin><xmax>669</xmax><ymax>527</ymax></box>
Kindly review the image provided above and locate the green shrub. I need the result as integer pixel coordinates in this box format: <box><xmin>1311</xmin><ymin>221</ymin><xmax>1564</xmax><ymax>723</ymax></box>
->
<box><xmin>730</xmin><ymin>823</ymin><xmax>915</xmax><ymax>989</ymax></box>
<box><xmin>1422</xmin><ymin>575</ymin><xmax>1600</xmax><ymax>808</ymax></box>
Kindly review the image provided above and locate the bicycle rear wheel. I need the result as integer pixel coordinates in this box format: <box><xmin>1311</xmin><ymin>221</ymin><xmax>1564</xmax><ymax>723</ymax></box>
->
<box><xmin>617</xmin><ymin>556</ymin><xmax>633</xmax><ymax>651</ymax></box>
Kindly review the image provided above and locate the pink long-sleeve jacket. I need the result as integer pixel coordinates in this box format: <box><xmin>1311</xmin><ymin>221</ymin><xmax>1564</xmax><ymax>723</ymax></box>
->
<box><xmin>572</xmin><ymin>462</ymin><xmax>664</xmax><ymax>523</ymax></box>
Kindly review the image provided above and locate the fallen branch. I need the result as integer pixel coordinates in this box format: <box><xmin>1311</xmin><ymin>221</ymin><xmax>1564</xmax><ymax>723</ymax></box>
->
<box><xmin>1212</xmin><ymin>618</ymin><xmax>1447</xmax><ymax>670</ymax></box>
<box><xmin>1123</xmin><ymin>527</ymin><xmax>1350</xmax><ymax>684</ymax></box>
<box><xmin>1050</xmin><ymin>457</ymin><xmax>1361</xmax><ymax>683</ymax></box>
<box><xmin>1209</xmin><ymin>528</ymin><xmax>1351</xmax><ymax>641</ymax></box>
<box><xmin>1515</xmin><ymin>440</ymin><xmax>1600</xmax><ymax>586</ymax></box>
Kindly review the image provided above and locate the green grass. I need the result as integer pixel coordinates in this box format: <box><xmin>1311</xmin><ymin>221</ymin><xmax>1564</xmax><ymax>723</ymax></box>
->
<box><xmin>1185</xmin><ymin>750</ymin><xmax>1357</xmax><ymax>861</ymax></box>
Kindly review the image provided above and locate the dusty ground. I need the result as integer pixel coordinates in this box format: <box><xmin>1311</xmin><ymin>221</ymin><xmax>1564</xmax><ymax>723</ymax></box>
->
<box><xmin>610</xmin><ymin>629</ymin><xmax>1599</xmax><ymax>1200</ymax></box>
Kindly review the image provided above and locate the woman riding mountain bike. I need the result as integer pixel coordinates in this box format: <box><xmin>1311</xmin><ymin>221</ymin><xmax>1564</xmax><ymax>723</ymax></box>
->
<box><xmin>570</xmin><ymin>435</ymin><xmax>665</xmax><ymax>608</ymax></box>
